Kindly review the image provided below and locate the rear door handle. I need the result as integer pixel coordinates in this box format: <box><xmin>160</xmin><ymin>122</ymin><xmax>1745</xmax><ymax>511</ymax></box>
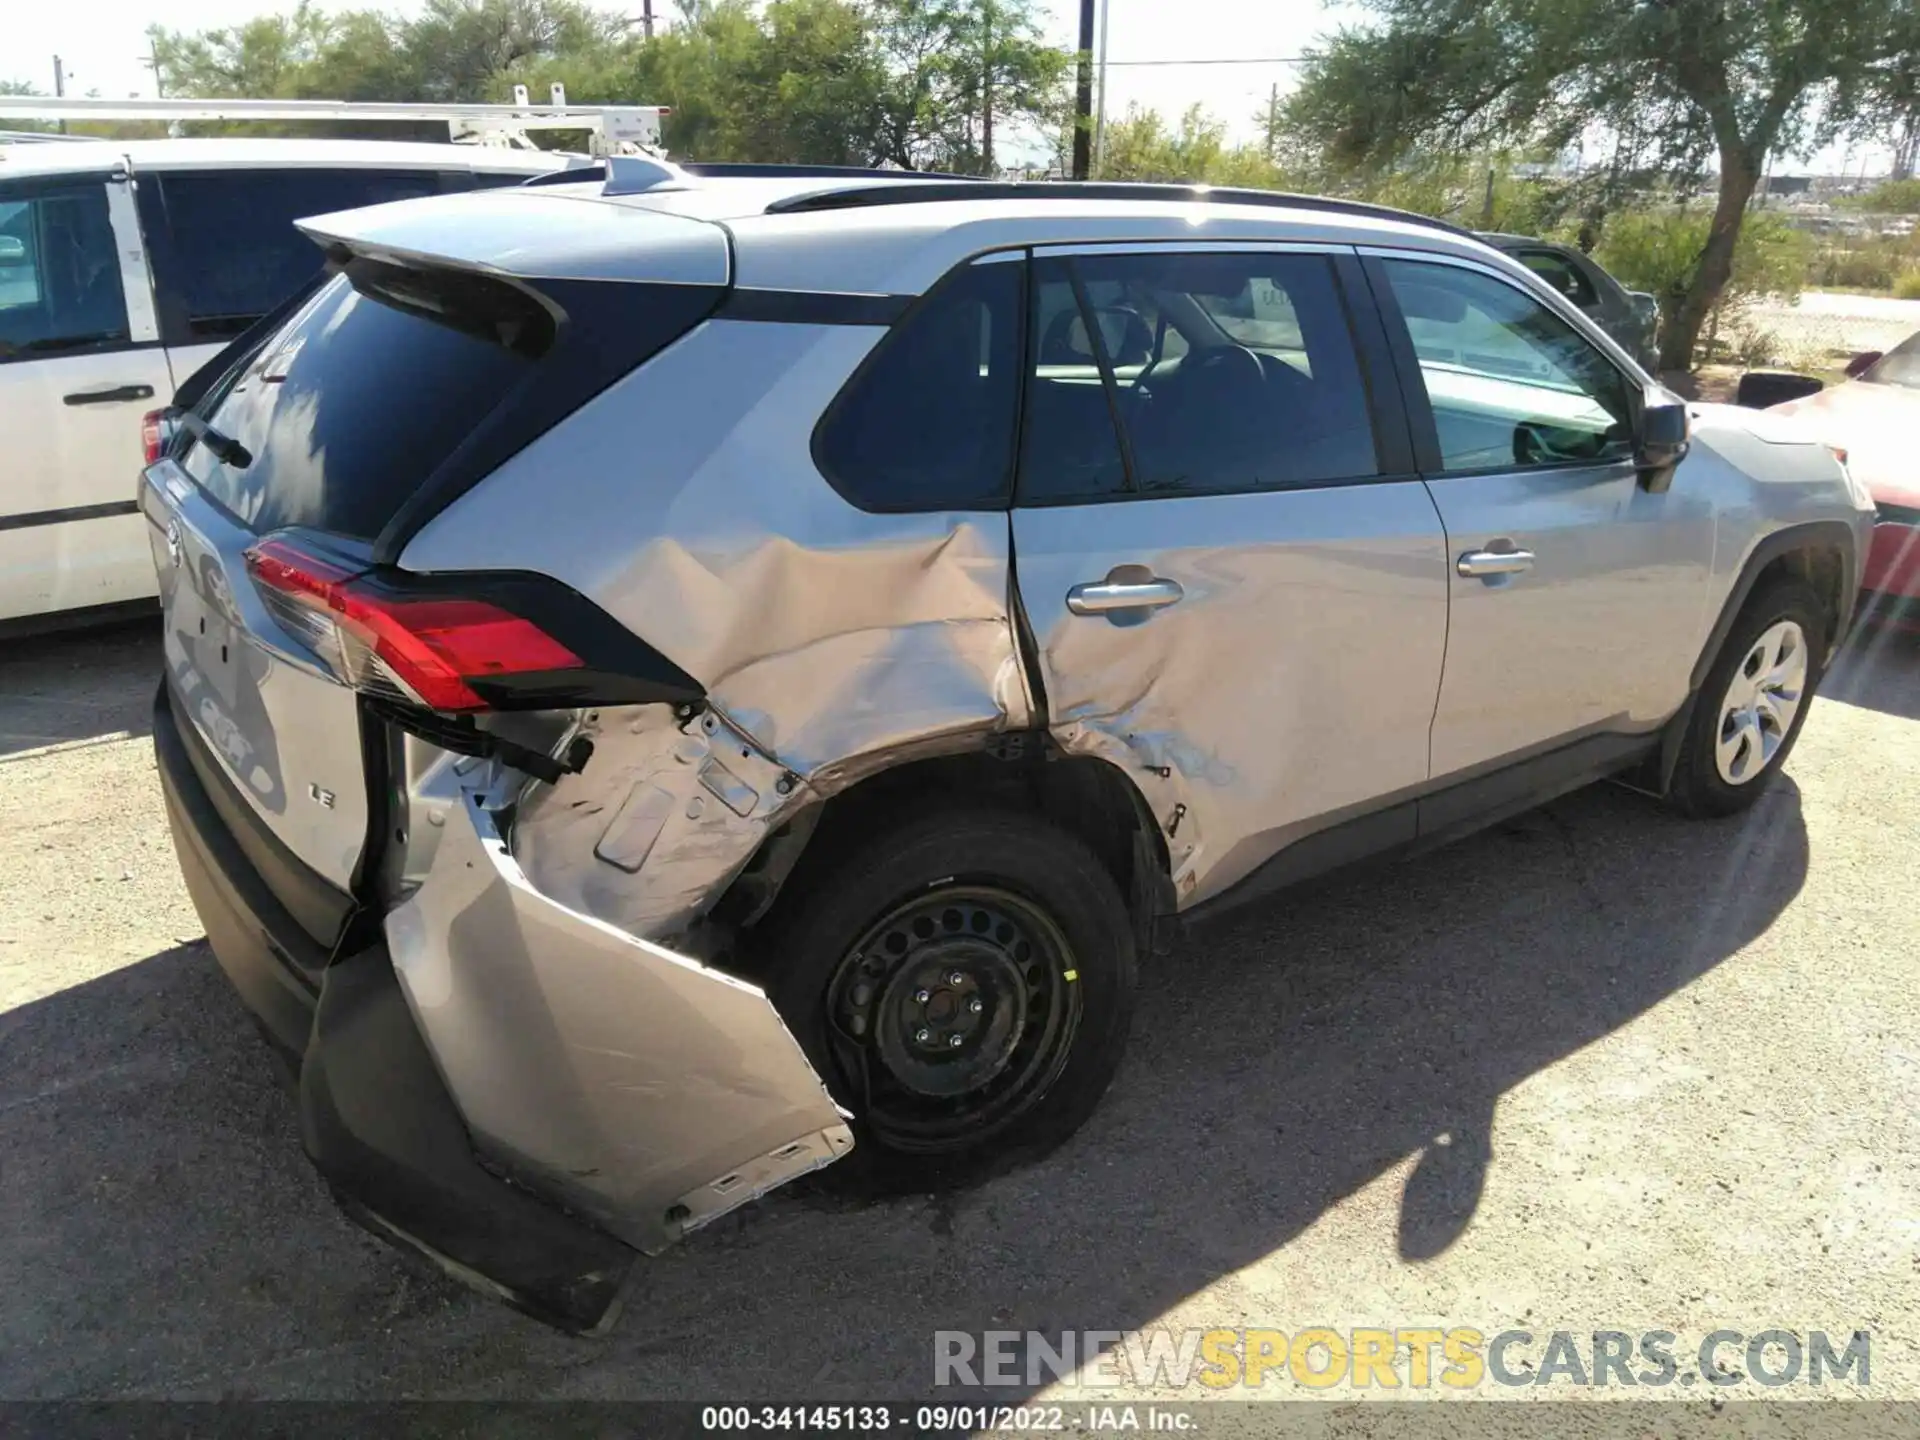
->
<box><xmin>1066</xmin><ymin>577</ymin><xmax>1185</xmax><ymax>615</ymax></box>
<box><xmin>1457</xmin><ymin>548</ymin><xmax>1536</xmax><ymax>578</ymax></box>
<box><xmin>63</xmin><ymin>384</ymin><xmax>155</xmax><ymax>406</ymax></box>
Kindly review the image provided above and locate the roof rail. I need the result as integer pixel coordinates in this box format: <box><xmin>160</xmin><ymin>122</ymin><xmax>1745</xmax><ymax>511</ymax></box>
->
<box><xmin>522</xmin><ymin>160</ymin><xmax>990</xmax><ymax>189</ymax></box>
<box><xmin>0</xmin><ymin>85</ymin><xmax>667</xmax><ymax>156</ymax></box>
<box><xmin>762</xmin><ymin>180</ymin><xmax>1476</xmax><ymax>238</ymax></box>
<box><xmin>0</xmin><ymin>128</ymin><xmax>107</xmax><ymax>145</ymax></box>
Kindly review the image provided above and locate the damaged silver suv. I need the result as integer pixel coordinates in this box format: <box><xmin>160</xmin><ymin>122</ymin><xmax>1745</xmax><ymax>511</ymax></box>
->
<box><xmin>144</xmin><ymin>162</ymin><xmax>1874</xmax><ymax>1332</ymax></box>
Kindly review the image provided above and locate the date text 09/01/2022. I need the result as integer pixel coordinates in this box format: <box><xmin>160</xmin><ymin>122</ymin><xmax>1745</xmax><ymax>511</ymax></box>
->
<box><xmin>700</xmin><ymin>1404</ymin><xmax>1194</xmax><ymax>1432</ymax></box>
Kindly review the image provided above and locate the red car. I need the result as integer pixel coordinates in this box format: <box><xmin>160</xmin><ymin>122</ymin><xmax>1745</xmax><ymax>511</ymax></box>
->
<box><xmin>1772</xmin><ymin>333</ymin><xmax>1920</xmax><ymax>628</ymax></box>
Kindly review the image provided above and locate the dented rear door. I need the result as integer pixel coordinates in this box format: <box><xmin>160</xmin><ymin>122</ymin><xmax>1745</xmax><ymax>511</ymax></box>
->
<box><xmin>1010</xmin><ymin>245</ymin><xmax>1450</xmax><ymax>909</ymax></box>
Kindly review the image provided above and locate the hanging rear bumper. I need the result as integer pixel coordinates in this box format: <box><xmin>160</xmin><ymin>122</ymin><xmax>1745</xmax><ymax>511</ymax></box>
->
<box><xmin>154</xmin><ymin>682</ymin><xmax>851</xmax><ymax>1332</ymax></box>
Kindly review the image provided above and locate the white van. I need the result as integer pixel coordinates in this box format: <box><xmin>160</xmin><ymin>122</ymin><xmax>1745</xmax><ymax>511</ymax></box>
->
<box><xmin>0</xmin><ymin>138</ymin><xmax>564</xmax><ymax>632</ymax></box>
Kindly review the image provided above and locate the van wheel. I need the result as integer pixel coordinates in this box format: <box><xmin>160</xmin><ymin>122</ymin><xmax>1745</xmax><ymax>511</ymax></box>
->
<box><xmin>766</xmin><ymin>809</ymin><xmax>1136</xmax><ymax>1194</ymax></box>
<box><xmin>1667</xmin><ymin>578</ymin><xmax>1827</xmax><ymax>818</ymax></box>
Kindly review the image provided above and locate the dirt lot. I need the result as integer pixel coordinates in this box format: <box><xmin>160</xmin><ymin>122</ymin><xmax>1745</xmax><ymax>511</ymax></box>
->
<box><xmin>3</xmin><ymin>617</ymin><xmax>1919</xmax><ymax>1406</ymax></box>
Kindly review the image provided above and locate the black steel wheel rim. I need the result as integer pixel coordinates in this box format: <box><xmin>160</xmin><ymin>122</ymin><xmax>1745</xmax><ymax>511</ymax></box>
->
<box><xmin>824</xmin><ymin>883</ymin><xmax>1083</xmax><ymax>1153</ymax></box>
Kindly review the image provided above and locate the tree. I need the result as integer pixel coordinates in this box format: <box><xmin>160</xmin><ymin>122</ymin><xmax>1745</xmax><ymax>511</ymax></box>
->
<box><xmin>1285</xmin><ymin>0</ymin><xmax>1918</xmax><ymax>371</ymax></box>
<box><xmin>1095</xmin><ymin>103</ymin><xmax>1288</xmax><ymax>188</ymax></box>
<box><xmin>865</xmin><ymin>0</ymin><xmax>1069</xmax><ymax>172</ymax></box>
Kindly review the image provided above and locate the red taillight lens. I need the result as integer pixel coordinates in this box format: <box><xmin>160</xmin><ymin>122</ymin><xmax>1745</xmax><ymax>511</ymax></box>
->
<box><xmin>141</xmin><ymin>409</ymin><xmax>169</xmax><ymax>465</ymax></box>
<box><xmin>244</xmin><ymin>537</ymin><xmax>583</xmax><ymax>712</ymax></box>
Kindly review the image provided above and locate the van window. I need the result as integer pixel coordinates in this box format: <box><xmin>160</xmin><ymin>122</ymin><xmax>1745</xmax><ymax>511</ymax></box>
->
<box><xmin>813</xmin><ymin>260</ymin><xmax>1023</xmax><ymax>511</ymax></box>
<box><xmin>0</xmin><ymin>182</ymin><xmax>128</xmax><ymax>361</ymax></box>
<box><xmin>149</xmin><ymin>168</ymin><xmax>448</xmax><ymax>342</ymax></box>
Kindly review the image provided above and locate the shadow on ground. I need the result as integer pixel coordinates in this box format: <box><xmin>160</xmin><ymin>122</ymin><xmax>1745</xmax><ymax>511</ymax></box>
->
<box><xmin>1825</xmin><ymin>609</ymin><xmax>1920</xmax><ymax>721</ymax></box>
<box><xmin>0</xmin><ymin>761</ymin><xmax>1811</xmax><ymax>1399</ymax></box>
<box><xmin>0</xmin><ymin>619</ymin><xmax>159</xmax><ymax>760</ymax></box>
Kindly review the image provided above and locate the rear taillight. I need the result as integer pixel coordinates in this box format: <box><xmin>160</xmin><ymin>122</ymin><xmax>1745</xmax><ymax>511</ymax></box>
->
<box><xmin>243</xmin><ymin>536</ymin><xmax>583</xmax><ymax>712</ymax></box>
<box><xmin>141</xmin><ymin>409</ymin><xmax>173</xmax><ymax>465</ymax></box>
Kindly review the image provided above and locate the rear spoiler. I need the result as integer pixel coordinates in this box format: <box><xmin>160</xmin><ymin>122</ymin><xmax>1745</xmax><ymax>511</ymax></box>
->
<box><xmin>295</xmin><ymin>187</ymin><xmax>729</xmax><ymax>288</ymax></box>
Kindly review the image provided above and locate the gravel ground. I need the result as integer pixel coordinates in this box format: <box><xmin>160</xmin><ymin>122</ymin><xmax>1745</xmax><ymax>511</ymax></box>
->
<box><xmin>3</xmin><ymin>615</ymin><xmax>1919</xmax><ymax>1410</ymax></box>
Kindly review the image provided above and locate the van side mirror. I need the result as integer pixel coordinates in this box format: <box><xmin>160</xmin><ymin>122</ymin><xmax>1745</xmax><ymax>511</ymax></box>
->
<box><xmin>1635</xmin><ymin>393</ymin><xmax>1690</xmax><ymax>493</ymax></box>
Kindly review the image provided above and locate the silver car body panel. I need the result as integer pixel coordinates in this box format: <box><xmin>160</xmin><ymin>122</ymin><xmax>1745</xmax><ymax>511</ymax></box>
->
<box><xmin>1013</xmin><ymin>484</ymin><xmax>1450</xmax><ymax>906</ymax></box>
<box><xmin>146</xmin><ymin>462</ymin><xmax>371</xmax><ymax>898</ymax></box>
<box><xmin>387</xmin><ymin>788</ymin><xmax>853</xmax><ymax>1255</ymax></box>
<box><xmin>145</xmin><ymin>178</ymin><xmax>1873</xmax><ymax>1281</ymax></box>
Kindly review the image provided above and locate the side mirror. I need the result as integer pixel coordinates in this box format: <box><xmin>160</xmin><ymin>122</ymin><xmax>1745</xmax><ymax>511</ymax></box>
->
<box><xmin>1844</xmin><ymin>350</ymin><xmax>1883</xmax><ymax>379</ymax></box>
<box><xmin>1635</xmin><ymin>392</ymin><xmax>1690</xmax><ymax>493</ymax></box>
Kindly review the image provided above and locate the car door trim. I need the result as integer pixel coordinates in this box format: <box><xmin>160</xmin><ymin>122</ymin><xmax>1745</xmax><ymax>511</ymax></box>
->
<box><xmin>105</xmin><ymin>173</ymin><xmax>162</xmax><ymax>344</ymax></box>
<box><xmin>0</xmin><ymin>499</ymin><xmax>142</xmax><ymax>533</ymax></box>
<box><xmin>1032</xmin><ymin>239</ymin><xmax>1355</xmax><ymax>258</ymax></box>
<box><xmin>715</xmin><ymin>288</ymin><xmax>916</xmax><ymax>326</ymax></box>
<box><xmin>1182</xmin><ymin>717</ymin><xmax>1662</xmax><ymax>926</ymax></box>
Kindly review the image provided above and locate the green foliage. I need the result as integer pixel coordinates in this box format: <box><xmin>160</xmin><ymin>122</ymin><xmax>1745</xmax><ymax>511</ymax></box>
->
<box><xmin>1896</xmin><ymin>269</ymin><xmax>1920</xmax><ymax>299</ymax></box>
<box><xmin>1093</xmin><ymin>104</ymin><xmax>1286</xmax><ymax>188</ymax></box>
<box><xmin>142</xmin><ymin>0</ymin><xmax>1067</xmax><ymax>171</ymax></box>
<box><xmin>1806</xmin><ymin>232</ymin><xmax>1920</xmax><ymax>291</ymax></box>
<box><xmin>1590</xmin><ymin>206</ymin><xmax>1810</xmax><ymax>360</ymax></box>
<box><xmin>1847</xmin><ymin>178</ymin><xmax>1920</xmax><ymax>213</ymax></box>
<box><xmin>1281</xmin><ymin>0</ymin><xmax>1920</xmax><ymax>370</ymax></box>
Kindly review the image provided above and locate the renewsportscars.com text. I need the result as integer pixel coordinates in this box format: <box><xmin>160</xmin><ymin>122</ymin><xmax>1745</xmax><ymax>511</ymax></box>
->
<box><xmin>934</xmin><ymin>1327</ymin><xmax>1872</xmax><ymax>1390</ymax></box>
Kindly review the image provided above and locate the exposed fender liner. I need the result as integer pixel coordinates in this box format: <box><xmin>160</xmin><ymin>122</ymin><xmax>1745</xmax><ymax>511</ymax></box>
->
<box><xmin>299</xmin><ymin>950</ymin><xmax>638</xmax><ymax>1334</ymax></box>
<box><xmin>1657</xmin><ymin>520</ymin><xmax>1860</xmax><ymax>792</ymax></box>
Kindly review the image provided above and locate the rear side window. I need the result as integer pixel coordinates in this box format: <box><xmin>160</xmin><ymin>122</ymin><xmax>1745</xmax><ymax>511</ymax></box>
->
<box><xmin>182</xmin><ymin>263</ymin><xmax>543</xmax><ymax>539</ymax></box>
<box><xmin>0</xmin><ymin>181</ymin><xmax>128</xmax><ymax>361</ymax></box>
<box><xmin>181</xmin><ymin>259</ymin><xmax>722</xmax><ymax>544</ymax></box>
<box><xmin>813</xmin><ymin>260</ymin><xmax>1023</xmax><ymax>510</ymax></box>
<box><xmin>149</xmin><ymin>168</ymin><xmax>449</xmax><ymax>342</ymax></box>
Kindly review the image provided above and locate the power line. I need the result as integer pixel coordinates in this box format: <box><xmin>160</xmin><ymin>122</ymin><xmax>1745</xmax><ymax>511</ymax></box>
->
<box><xmin>1099</xmin><ymin>56</ymin><xmax>1308</xmax><ymax>67</ymax></box>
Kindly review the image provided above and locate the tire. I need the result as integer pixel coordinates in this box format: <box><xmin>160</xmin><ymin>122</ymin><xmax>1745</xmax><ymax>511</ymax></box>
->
<box><xmin>1667</xmin><ymin>577</ymin><xmax>1828</xmax><ymax>819</ymax></box>
<box><xmin>765</xmin><ymin>808</ymin><xmax>1137</xmax><ymax>1194</ymax></box>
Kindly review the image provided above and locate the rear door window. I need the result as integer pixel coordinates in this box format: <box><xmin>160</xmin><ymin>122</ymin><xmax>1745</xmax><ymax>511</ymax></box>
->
<box><xmin>813</xmin><ymin>259</ymin><xmax>1023</xmax><ymax>511</ymax></box>
<box><xmin>147</xmin><ymin>167</ymin><xmax>451</xmax><ymax>342</ymax></box>
<box><xmin>1018</xmin><ymin>250</ymin><xmax>1380</xmax><ymax>502</ymax></box>
<box><xmin>0</xmin><ymin>181</ymin><xmax>128</xmax><ymax>360</ymax></box>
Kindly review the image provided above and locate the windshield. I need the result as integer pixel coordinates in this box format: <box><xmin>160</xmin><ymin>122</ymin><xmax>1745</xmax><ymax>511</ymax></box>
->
<box><xmin>1862</xmin><ymin>331</ymin><xmax>1920</xmax><ymax>390</ymax></box>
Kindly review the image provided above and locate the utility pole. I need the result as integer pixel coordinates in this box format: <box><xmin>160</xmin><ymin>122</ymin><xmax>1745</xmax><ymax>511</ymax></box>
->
<box><xmin>145</xmin><ymin>40</ymin><xmax>166</xmax><ymax>98</ymax></box>
<box><xmin>53</xmin><ymin>55</ymin><xmax>67</xmax><ymax>134</ymax></box>
<box><xmin>641</xmin><ymin>0</ymin><xmax>654</xmax><ymax>41</ymax></box>
<box><xmin>1072</xmin><ymin>0</ymin><xmax>1094</xmax><ymax>179</ymax></box>
<box><xmin>1092</xmin><ymin>0</ymin><xmax>1110</xmax><ymax>176</ymax></box>
<box><xmin>981</xmin><ymin>2</ymin><xmax>993</xmax><ymax>176</ymax></box>
<box><xmin>1264</xmin><ymin>81</ymin><xmax>1279</xmax><ymax>160</ymax></box>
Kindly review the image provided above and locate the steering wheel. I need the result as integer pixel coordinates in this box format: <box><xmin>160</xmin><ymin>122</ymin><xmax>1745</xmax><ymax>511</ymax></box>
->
<box><xmin>1184</xmin><ymin>342</ymin><xmax>1267</xmax><ymax>393</ymax></box>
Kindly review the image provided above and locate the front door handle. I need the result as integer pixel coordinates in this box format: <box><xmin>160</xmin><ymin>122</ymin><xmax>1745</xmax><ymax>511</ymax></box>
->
<box><xmin>1457</xmin><ymin>548</ymin><xmax>1536</xmax><ymax>578</ymax></box>
<box><xmin>63</xmin><ymin>384</ymin><xmax>155</xmax><ymax>407</ymax></box>
<box><xmin>1067</xmin><ymin>576</ymin><xmax>1185</xmax><ymax>615</ymax></box>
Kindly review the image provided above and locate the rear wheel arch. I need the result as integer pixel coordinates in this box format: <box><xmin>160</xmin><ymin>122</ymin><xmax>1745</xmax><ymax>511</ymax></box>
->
<box><xmin>723</xmin><ymin>740</ymin><xmax>1175</xmax><ymax>958</ymax></box>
